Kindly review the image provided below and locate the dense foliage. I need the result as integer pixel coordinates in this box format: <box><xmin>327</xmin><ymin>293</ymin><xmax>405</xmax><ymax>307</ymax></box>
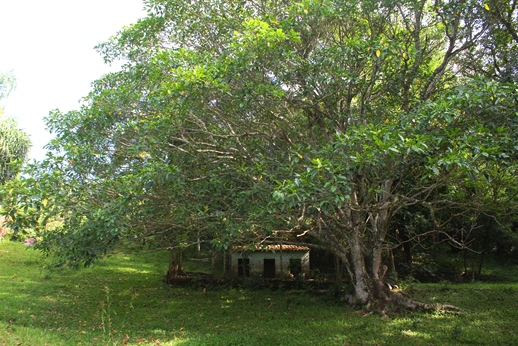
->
<box><xmin>2</xmin><ymin>0</ymin><xmax>517</xmax><ymax>309</ymax></box>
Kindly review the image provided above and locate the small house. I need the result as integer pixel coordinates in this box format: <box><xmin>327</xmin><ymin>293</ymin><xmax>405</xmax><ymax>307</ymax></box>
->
<box><xmin>230</xmin><ymin>244</ymin><xmax>310</xmax><ymax>279</ymax></box>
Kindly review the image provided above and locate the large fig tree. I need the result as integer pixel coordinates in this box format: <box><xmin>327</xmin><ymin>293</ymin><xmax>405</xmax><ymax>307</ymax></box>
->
<box><xmin>4</xmin><ymin>0</ymin><xmax>517</xmax><ymax>310</ymax></box>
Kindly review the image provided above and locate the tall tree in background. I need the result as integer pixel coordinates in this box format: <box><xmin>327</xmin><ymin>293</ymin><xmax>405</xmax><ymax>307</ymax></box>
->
<box><xmin>459</xmin><ymin>0</ymin><xmax>518</xmax><ymax>82</ymax></box>
<box><xmin>0</xmin><ymin>116</ymin><xmax>30</xmax><ymax>185</ymax></box>
<box><xmin>5</xmin><ymin>0</ymin><xmax>517</xmax><ymax>310</ymax></box>
<box><xmin>0</xmin><ymin>71</ymin><xmax>16</xmax><ymax>102</ymax></box>
<box><xmin>0</xmin><ymin>72</ymin><xmax>30</xmax><ymax>185</ymax></box>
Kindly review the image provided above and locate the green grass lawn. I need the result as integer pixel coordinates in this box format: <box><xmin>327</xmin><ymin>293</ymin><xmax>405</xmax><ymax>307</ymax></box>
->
<box><xmin>1</xmin><ymin>240</ymin><xmax>517</xmax><ymax>345</ymax></box>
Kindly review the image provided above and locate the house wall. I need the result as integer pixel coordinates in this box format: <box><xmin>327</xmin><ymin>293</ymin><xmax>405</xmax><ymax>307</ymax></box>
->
<box><xmin>230</xmin><ymin>251</ymin><xmax>310</xmax><ymax>278</ymax></box>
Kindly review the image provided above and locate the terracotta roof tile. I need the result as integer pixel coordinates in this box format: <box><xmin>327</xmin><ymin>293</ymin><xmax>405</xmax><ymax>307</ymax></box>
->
<box><xmin>232</xmin><ymin>244</ymin><xmax>310</xmax><ymax>252</ymax></box>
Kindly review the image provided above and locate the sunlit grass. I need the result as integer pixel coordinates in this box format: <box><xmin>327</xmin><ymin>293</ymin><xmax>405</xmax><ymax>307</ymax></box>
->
<box><xmin>1</xmin><ymin>240</ymin><xmax>517</xmax><ymax>345</ymax></box>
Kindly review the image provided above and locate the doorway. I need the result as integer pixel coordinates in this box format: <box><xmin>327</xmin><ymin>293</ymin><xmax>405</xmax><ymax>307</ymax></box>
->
<box><xmin>263</xmin><ymin>259</ymin><xmax>276</xmax><ymax>278</ymax></box>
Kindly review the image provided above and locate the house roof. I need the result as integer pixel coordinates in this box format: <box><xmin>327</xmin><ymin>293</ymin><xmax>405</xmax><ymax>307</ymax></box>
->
<box><xmin>232</xmin><ymin>244</ymin><xmax>310</xmax><ymax>252</ymax></box>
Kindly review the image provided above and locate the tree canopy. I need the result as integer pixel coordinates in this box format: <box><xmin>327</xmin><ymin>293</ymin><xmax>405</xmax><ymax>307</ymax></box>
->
<box><xmin>3</xmin><ymin>0</ymin><xmax>518</xmax><ymax>310</ymax></box>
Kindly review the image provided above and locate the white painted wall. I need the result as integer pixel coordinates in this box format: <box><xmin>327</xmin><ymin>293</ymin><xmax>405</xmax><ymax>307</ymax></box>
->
<box><xmin>231</xmin><ymin>251</ymin><xmax>310</xmax><ymax>278</ymax></box>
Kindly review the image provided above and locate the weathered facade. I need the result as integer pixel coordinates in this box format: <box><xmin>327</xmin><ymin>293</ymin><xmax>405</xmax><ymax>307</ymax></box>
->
<box><xmin>230</xmin><ymin>245</ymin><xmax>310</xmax><ymax>279</ymax></box>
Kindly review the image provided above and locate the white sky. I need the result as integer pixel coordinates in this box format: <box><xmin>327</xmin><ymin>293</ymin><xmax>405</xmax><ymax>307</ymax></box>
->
<box><xmin>0</xmin><ymin>0</ymin><xmax>146</xmax><ymax>161</ymax></box>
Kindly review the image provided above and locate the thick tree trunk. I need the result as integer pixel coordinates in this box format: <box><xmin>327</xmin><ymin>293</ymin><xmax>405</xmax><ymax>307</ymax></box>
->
<box><xmin>340</xmin><ymin>181</ymin><xmax>458</xmax><ymax>313</ymax></box>
<box><xmin>341</xmin><ymin>225</ymin><xmax>388</xmax><ymax>307</ymax></box>
<box><xmin>348</xmin><ymin>230</ymin><xmax>371</xmax><ymax>305</ymax></box>
<box><xmin>344</xmin><ymin>231</ymin><xmax>459</xmax><ymax>313</ymax></box>
<box><xmin>344</xmin><ymin>234</ymin><xmax>458</xmax><ymax>312</ymax></box>
<box><xmin>316</xmin><ymin>185</ymin><xmax>459</xmax><ymax>312</ymax></box>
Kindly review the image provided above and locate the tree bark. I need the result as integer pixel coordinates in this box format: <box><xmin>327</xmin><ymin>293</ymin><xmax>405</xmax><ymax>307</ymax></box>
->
<box><xmin>344</xmin><ymin>233</ymin><xmax>459</xmax><ymax>312</ymax></box>
<box><xmin>339</xmin><ymin>181</ymin><xmax>459</xmax><ymax>312</ymax></box>
<box><xmin>347</xmin><ymin>229</ymin><xmax>371</xmax><ymax>305</ymax></box>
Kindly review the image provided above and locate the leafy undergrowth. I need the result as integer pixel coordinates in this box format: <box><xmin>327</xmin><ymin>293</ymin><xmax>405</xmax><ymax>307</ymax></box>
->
<box><xmin>1</xmin><ymin>241</ymin><xmax>517</xmax><ymax>345</ymax></box>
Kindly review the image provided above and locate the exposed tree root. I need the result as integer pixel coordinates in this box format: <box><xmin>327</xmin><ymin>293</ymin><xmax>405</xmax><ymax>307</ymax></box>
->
<box><xmin>390</xmin><ymin>291</ymin><xmax>461</xmax><ymax>313</ymax></box>
<box><xmin>346</xmin><ymin>288</ymin><xmax>461</xmax><ymax>316</ymax></box>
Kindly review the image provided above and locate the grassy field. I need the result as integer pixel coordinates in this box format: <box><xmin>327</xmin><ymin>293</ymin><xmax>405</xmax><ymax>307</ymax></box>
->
<box><xmin>1</xmin><ymin>240</ymin><xmax>517</xmax><ymax>345</ymax></box>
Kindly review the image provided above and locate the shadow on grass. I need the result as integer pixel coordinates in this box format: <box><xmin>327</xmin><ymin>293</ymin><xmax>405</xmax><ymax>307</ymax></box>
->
<box><xmin>1</xmin><ymin>240</ymin><xmax>518</xmax><ymax>345</ymax></box>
